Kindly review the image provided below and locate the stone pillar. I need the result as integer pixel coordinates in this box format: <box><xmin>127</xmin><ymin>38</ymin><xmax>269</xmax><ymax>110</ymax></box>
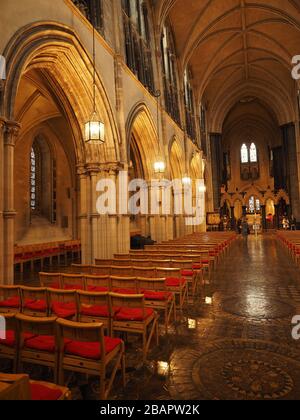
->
<box><xmin>78</xmin><ymin>165</ymin><xmax>90</xmax><ymax>264</ymax></box>
<box><xmin>3</xmin><ymin>121</ymin><xmax>20</xmax><ymax>284</ymax></box>
<box><xmin>261</xmin><ymin>205</ymin><xmax>267</xmax><ymax>231</ymax></box>
<box><xmin>0</xmin><ymin>118</ymin><xmax>5</xmax><ymax>284</ymax></box>
<box><xmin>209</xmin><ymin>133</ymin><xmax>222</xmax><ymax>211</ymax></box>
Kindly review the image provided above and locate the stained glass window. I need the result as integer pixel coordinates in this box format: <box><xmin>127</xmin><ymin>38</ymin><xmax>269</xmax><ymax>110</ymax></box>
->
<box><xmin>256</xmin><ymin>199</ymin><xmax>261</xmax><ymax>212</ymax></box>
<box><xmin>250</xmin><ymin>143</ymin><xmax>258</xmax><ymax>163</ymax></box>
<box><xmin>241</xmin><ymin>144</ymin><xmax>249</xmax><ymax>163</ymax></box>
<box><xmin>249</xmin><ymin>196</ymin><xmax>255</xmax><ymax>213</ymax></box>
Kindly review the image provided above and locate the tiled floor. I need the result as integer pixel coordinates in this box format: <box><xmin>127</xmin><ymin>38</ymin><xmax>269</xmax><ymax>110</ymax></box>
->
<box><xmin>6</xmin><ymin>235</ymin><xmax>300</xmax><ymax>400</ymax></box>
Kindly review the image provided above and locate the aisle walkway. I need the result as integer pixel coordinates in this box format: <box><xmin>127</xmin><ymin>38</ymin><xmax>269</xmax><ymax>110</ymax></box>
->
<box><xmin>118</xmin><ymin>235</ymin><xmax>300</xmax><ymax>401</ymax></box>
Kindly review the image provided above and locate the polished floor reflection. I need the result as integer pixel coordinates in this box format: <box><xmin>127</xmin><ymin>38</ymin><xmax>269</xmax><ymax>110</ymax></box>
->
<box><xmin>8</xmin><ymin>235</ymin><xmax>300</xmax><ymax>400</ymax></box>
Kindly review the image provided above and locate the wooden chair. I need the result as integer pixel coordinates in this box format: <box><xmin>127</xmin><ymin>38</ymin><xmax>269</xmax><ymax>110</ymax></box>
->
<box><xmin>0</xmin><ymin>373</ymin><xmax>71</xmax><ymax>400</ymax></box>
<box><xmin>0</xmin><ymin>314</ymin><xmax>18</xmax><ymax>372</ymax></box>
<box><xmin>111</xmin><ymin>259</ymin><xmax>132</xmax><ymax>267</ymax></box>
<box><xmin>172</xmin><ymin>260</ymin><xmax>198</xmax><ymax>297</ymax></box>
<box><xmin>137</xmin><ymin>278</ymin><xmax>176</xmax><ymax>334</ymax></box>
<box><xmin>110</xmin><ymin>293</ymin><xmax>159</xmax><ymax>363</ymax></box>
<box><xmin>94</xmin><ymin>259</ymin><xmax>114</xmax><ymax>266</ymax></box>
<box><xmin>110</xmin><ymin>276</ymin><xmax>138</xmax><ymax>295</ymax></box>
<box><xmin>39</xmin><ymin>272</ymin><xmax>62</xmax><ymax>289</ymax></box>
<box><xmin>90</xmin><ymin>265</ymin><xmax>111</xmax><ymax>276</ymax></box>
<box><xmin>111</xmin><ymin>266</ymin><xmax>134</xmax><ymax>277</ymax></box>
<box><xmin>132</xmin><ymin>267</ymin><xmax>156</xmax><ymax>278</ymax></box>
<box><xmin>114</xmin><ymin>254</ymin><xmax>131</xmax><ymax>260</ymax></box>
<box><xmin>47</xmin><ymin>289</ymin><xmax>77</xmax><ymax>320</ymax></box>
<box><xmin>71</xmin><ymin>264</ymin><xmax>91</xmax><ymax>275</ymax></box>
<box><xmin>131</xmin><ymin>259</ymin><xmax>153</xmax><ymax>267</ymax></box>
<box><xmin>156</xmin><ymin>267</ymin><xmax>188</xmax><ymax>309</ymax></box>
<box><xmin>16</xmin><ymin>314</ymin><xmax>59</xmax><ymax>383</ymax></box>
<box><xmin>0</xmin><ymin>286</ymin><xmax>21</xmax><ymax>314</ymax></box>
<box><xmin>85</xmin><ymin>275</ymin><xmax>111</xmax><ymax>293</ymax></box>
<box><xmin>20</xmin><ymin>287</ymin><xmax>49</xmax><ymax>317</ymax></box>
<box><xmin>77</xmin><ymin>291</ymin><xmax>111</xmax><ymax>335</ymax></box>
<box><xmin>61</xmin><ymin>274</ymin><xmax>85</xmax><ymax>291</ymax></box>
<box><xmin>56</xmin><ymin>319</ymin><xmax>126</xmax><ymax>400</ymax></box>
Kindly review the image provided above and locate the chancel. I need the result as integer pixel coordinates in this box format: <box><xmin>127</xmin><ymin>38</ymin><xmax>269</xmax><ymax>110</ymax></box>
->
<box><xmin>1</xmin><ymin>0</ymin><xmax>300</xmax><ymax>402</ymax></box>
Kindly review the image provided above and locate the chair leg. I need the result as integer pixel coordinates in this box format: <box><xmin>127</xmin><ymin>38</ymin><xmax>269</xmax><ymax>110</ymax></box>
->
<box><xmin>99</xmin><ymin>366</ymin><xmax>106</xmax><ymax>400</ymax></box>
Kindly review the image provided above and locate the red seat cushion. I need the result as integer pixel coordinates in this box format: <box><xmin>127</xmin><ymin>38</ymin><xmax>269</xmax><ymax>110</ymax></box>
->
<box><xmin>64</xmin><ymin>284</ymin><xmax>84</xmax><ymax>291</ymax></box>
<box><xmin>49</xmin><ymin>282</ymin><xmax>61</xmax><ymax>290</ymax></box>
<box><xmin>165</xmin><ymin>277</ymin><xmax>187</xmax><ymax>287</ymax></box>
<box><xmin>181</xmin><ymin>270</ymin><xmax>194</xmax><ymax>277</ymax></box>
<box><xmin>192</xmin><ymin>264</ymin><xmax>202</xmax><ymax>270</ymax></box>
<box><xmin>0</xmin><ymin>296</ymin><xmax>20</xmax><ymax>308</ymax></box>
<box><xmin>143</xmin><ymin>291</ymin><xmax>172</xmax><ymax>301</ymax></box>
<box><xmin>113</xmin><ymin>288</ymin><xmax>137</xmax><ymax>295</ymax></box>
<box><xmin>201</xmin><ymin>260</ymin><xmax>210</xmax><ymax>264</ymax></box>
<box><xmin>87</xmin><ymin>286</ymin><xmax>109</xmax><ymax>292</ymax></box>
<box><xmin>30</xmin><ymin>383</ymin><xmax>63</xmax><ymax>401</ymax></box>
<box><xmin>52</xmin><ymin>302</ymin><xmax>76</xmax><ymax>319</ymax></box>
<box><xmin>115</xmin><ymin>307</ymin><xmax>154</xmax><ymax>321</ymax></box>
<box><xmin>0</xmin><ymin>332</ymin><xmax>37</xmax><ymax>348</ymax></box>
<box><xmin>25</xmin><ymin>335</ymin><xmax>56</xmax><ymax>353</ymax></box>
<box><xmin>80</xmin><ymin>305</ymin><xmax>110</xmax><ymax>318</ymax></box>
<box><xmin>24</xmin><ymin>299</ymin><xmax>47</xmax><ymax>312</ymax></box>
<box><xmin>65</xmin><ymin>337</ymin><xmax>122</xmax><ymax>360</ymax></box>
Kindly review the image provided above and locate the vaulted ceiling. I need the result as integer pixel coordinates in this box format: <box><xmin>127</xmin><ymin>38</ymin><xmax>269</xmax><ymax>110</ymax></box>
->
<box><xmin>154</xmin><ymin>0</ymin><xmax>300</xmax><ymax>131</ymax></box>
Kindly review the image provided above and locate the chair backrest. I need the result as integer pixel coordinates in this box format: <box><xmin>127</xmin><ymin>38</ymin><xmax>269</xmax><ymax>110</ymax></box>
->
<box><xmin>39</xmin><ymin>273</ymin><xmax>62</xmax><ymax>289</ymax></box>
<box><xmin>20</xmin><ymin>287</ymin><xmax>48</xmax><ymax>315</ymax></box>
<box><xmin>71</xmin><ymin>264</ymin><xmax>91</xmax><ymax>275</ymax></box>
<box><xmin>16</xmin><ymin>314</ymin><xmax>57</xmax><ymax>347</ymax></box>
<box><xmin>132</xmin><ymin>267</ymin><xmax>156</xmax><ymax>278</ymax></box>
<box><xmin>77</xmin><ymin>291</ymin><xmax>110</xmax><ymax>313</ymax></box>
<box><xmin>90</xmin><ymin>265</ymin><xmax>111</xmax><ymax>276</ymax></box>
<box><xmin>110</xmin><ymin>293</ymin><xmax>145</xmax><ymax>312</ymax></box>
<box><xmin>110</xmin><ymin>277</ymin><xmax>138</xmax><ymax>293</ymax></box>
<box><xmin>172</xmin><ymin>260</ymin><xmax>193</xmax><ymax>270</ymax></box>
<box><xmin>130</xmin><ymin>259</ymin><xmax>152</xmax><ymax>267</ymax></box>
<box><xmin>136</xmin><ymin>278</ymin><xmax>167</xmax><ymax>293</ymax></box>
<box><xmin>111</xmin><ymin>259</ymin><xmax>132</xmax><ymax>267</ymax></box>
<box><xmin>94</xmin><ymin>259</ymin><xmax>114</xmax><ymax>266</ymax></box>
<box><xmin>47</xmin><ymin>289</ymin><xmax>77</xmax><ymax>311</ymax></box>
<box><xmin>61</xmin><ymin>274</ymin><xmax>85</xmax><ymax>291</ymax></box>
<box><xmin>156</xmin><ymin>267</ymin><xmax>181</xmax><ymax>278</ymax></box>
<box><xmin>56</xmin><ymin>318</ymin><xmax>105</xmax><ymax>362</ymax></box>
<box><xmin>0</xmin><ymin>286</ymin><xmax>20</xmax><ymax>313</ymax></box>
<box><xmin>110</xmin><ymin>266</ymin><xmax>133</xmax><ymax>277</ymax></box>
<box><xmin>114</xmin><ymin>254</ymin><xmax>131</xmax><ymax>260</ymax></box>
<box><xmin>0</xmin><ymin>313</ymin><xmax>16</xmax><ymax>337</ymax></box>
<box><xmin>151</xmin><ymin>260</ymin><xmax>171</xmax><ymax>268</ymax></box>
<box><xmin>85</xmin><ymin>275</ymin><xmax>111</xmax><ymax>292</ymax></box>
<box><xmin>0</xmin><ymin>286</ymin><xmax>20</xmax><ymax>302</ymax></box>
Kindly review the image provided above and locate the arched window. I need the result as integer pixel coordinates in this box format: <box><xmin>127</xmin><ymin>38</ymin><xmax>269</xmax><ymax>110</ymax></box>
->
<box><xmin>161</xmin><ymin>21</ymin><xmax>181</xmax><ymax>125</ymax></box>
<box><xmin>184</xmin><ymin>68</ymin><xmax>196</xmax><ymax>142</ymax></box>
<box><xmin>241</xmin><ymin>144</ymin><xmax>249</xmax><ymax>163</ymax></box>
<box><xmin>30</xmin><ymin>143</ymin><xmax>41</xmax><ymax>213</ymax></box>
<box><xmin>250</xmin><ymin>143</ymin><xmax>258</xmax><ymax>163</ymax></box>
<box><xmin>122</xmin><ymin>0</ymin><xmax>155</xmax><ymax>94</ymax></box>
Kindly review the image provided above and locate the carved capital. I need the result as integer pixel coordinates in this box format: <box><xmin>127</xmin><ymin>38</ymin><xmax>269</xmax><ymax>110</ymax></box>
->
<box><xmin>4</xmin><ymin>121</ymin><xmax>21</xmax><ymax>147</ymax></box>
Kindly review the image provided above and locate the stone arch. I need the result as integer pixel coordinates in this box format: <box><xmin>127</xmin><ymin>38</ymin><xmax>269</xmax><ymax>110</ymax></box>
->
<box><xmin>1</xmin><ymin>21</ymin><xmax>120</xmax><ymax>165</ymax></box>
<box><xmin>275</xmin><ymin>189</ymin><xmax>290</xmax><ymax>206</ymax></box>
<box><xmin>169</xmin><ymin>137</ymin><xmax>184</xmax><ymax>179</ymax></box>
<box><xmin>126</xmin><ymin>102</ymin><xmax>161</xmax><ymax>179</ymax></box>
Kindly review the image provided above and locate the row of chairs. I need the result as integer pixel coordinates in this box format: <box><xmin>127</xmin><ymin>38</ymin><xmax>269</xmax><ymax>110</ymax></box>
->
<box><xmin>277</xmin><ymin>232</ymin><xmax>300</xmax><ymax>264</ymax></box>
<box><xmin>62</xmin><ymin>269</ymin><xmax>190</xmax><ymax>309</ymax></box>
<box><xmin>0</xmin><ymin>313</ymin><xmax>125</xmax><ymax>400</ymax></box>
<box><xmin>0</xmin><ymin>284</ymin><xmax>163</xmax><ymax>343</ymax></box>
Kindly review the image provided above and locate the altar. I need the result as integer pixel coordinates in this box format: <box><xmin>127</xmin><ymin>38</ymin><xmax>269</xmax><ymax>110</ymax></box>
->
<box><xmin>247</xmin><ymin>214</ymin><xmax>262</xmax><ymax>234</ymax></box>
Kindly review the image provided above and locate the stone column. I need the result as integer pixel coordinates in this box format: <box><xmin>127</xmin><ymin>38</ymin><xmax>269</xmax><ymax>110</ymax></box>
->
<box><xmin>230</xmin><ymin>206</ymin><xmax>236</xmax><ymax>231</ymax></box>
<box><xmin>78</xmin><ymin>165</ymin><xmax>90</xmax><ymax>264</ymax></box>
<box><xmin>3</xmin><ymin>121</ymin><xmax>20</xmax><ymax>284</ymax></box>
<box><xmin>0</xmin><ymin>118</ymin><xmax>5</xmax><ymax>284</ymax></box>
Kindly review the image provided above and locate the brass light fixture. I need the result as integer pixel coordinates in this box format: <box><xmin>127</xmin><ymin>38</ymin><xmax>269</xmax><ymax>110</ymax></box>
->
<box><xmin>84</xmin><ymin>23</ymin><xmax>105</xmax><ymax>143</ymax></box>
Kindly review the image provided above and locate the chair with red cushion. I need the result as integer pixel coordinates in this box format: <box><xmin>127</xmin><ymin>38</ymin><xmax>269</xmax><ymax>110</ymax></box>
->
<box><xmin>39</xmin><ymin>272</ymin><xmax>62</xmax><ymax>289</ymax></box>
<box><xmin>132</xmin><ymin>266</ymin><xmax>156</xmax><ymax>278</ymax></box>
<box><xmin>137</xmin><ymin>278</ymin><xmax>176</xmax><ymax>334</ymax></box>
<box><xmin>110</xmin><ymin>266</ymin><xmax>134</xmax><ymax>277</ymax></box>
<box><xmin>61</xmin><ymin>274</ymin><xmax>85</xmax><ymax>291</ymax></box>
<box><xmin>56</xmin><ymin>319</ymin><xmax>126</xmax><ymax>400</ymax></box>
<box><xmin>94</xmin><ymin>259</ymin><xmax>114</xmax><ymax>266</ymax></box>
<box><xmin>85</xmin><ymin>275</ymin><xmax>111</xmax><ymax>293</ymax></box>
<box><xmin>0</xmin><ymin>286</ymin><xmax>21</xmax><ymax>314</ymax></box>
<box><xmin>110</xmin><ymin>293</ymin><xmax>159</xmax><ymax>363</ymax></box>
<box><xmin>0</xmin><ymin>314</ymin><xmax>18</xmax><ymax>372</ymax></box>
<box><xmin>48</xmin><ymin>289</ymin><xmax>78</xmax><ymax>320</ymax></box>
<box><xmin>156</xmin><ymin>268</ymin><xmax>188</xmax><ymax>310</ymax></box>
<box><xmin>172</xmin><ymin>259</ymin><xmax>200</xmax><ymax>298</ymax></box>
<box><xmin>77</xmin><ymin>291</ymin><xmax>111</xmax><ymax>335</ymax></box>
<box><xmin>110</xmin><ymin>276</ymin><xmax>138</xmax><ymax>295</ymax></box>
<box><xmin>71</xmin><ymin>264</ymin><xmax>91</xmax><ymax>275</ymax></box>
<box><xmin>30</xmin><ymin>380</ymin><xmax>71</xmax><ymax>400</ymax></box>
<box><xmin>90</xmin><ymin>265</ymin><xmax>111</xmax><ymax>276</ymax></box>
<box><xmin>16</xmin><ymin>314</ymin><xmax>59</xmax><ymax>383</ymax></box>
<box><xmin>20</xmin><ymin>287</ymin><xmax>49</xmax><ymax>318</ymax></box>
